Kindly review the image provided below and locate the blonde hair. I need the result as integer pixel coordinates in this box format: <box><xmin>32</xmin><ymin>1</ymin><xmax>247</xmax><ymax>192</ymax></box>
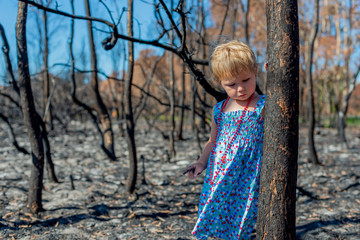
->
<box><xmin>210</xmin><ymin>40</ymin><xmax>257</xmax><ymax>82</ymax></box>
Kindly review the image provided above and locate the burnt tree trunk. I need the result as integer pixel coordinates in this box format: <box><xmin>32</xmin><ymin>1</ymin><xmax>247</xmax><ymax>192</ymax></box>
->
<box><xmin>1</xmin><ymin>21</ymin><xmax>58</xmax><ymax>184</ymax></box>
<box><xmin>338</xmin><ymin>66</ymin><xmax>360</xmax><ymax>147</ymax></box>
<box><xmin>239</xmin><ymin>0</ymin><xmax>251</xmax><ymax>44</ymax></box>
<box><xmin>201</xmin><ymin>3</ymin><xmax>208</xmax><ymax>133</ymax></box>
<box><xmin>198</xmin><ymin>0</ymin><xmax>207</xmax><ymax>133</ymax></box>
<box><xmin>177</xmin><ymin>62</ymin><xmax>186</xmax><ymax>140</ymax></box>
<box><xmin>16</xmin><ymin>1</ymin><xmax>44</xmax><ymax>213</ymax></box>
<box><xmin>190</xmin><ymin>77</ymin><xmax>197</xmax><ymax>132</ymax></box>
<box><xmin>244</xmin><ymin>0</ymin><xmax>250</xmax><ymax>44</ymax></box>
<box><xmin>230</xmin><ymin>0</ymin><xmax>238</xmax><ymax>39</ymax></box>
<box><xmin>69</xmin><ymin>0</ymin><xmax>105</xmax><ymax>155</ymax></box>
<box><xmin>40</xmin><ymin>119</ymin><xmax>58</xmax><ymax>183</ymax></box>
<box><xmin>257</xmin><ymin>0</ymin><xmax>299</xmax><ymax>239</ymax></box>
<box><xmin>125</xmin><ymin>0</ymin><xmax>137</xmax><ymax>194</ymax></box>
<box><xmin>42</xmin><ymin>1</ymin><xmax>53</xmax><ymax>130</ymax></box>
<box><xmin>337</xmin><ymin>0</ymin><xmax>355</xmax><ymax>148</ymax></box>
<box><xmin>169</xmin><ymin>0</ymin><xmax>176</xmax><ymax>159</ymax></box>
<box><xmin>305</xmin><ymin>0</ymin><xmax>320</xmax><ymax>165</ymax></box>
<box><xmin>84</xmin><ymin>0</ymin><xmax>116</xmax><ymax>161</ymax></box>
<box><xmin>41</xmin><ymin>0</ymin><xmax>57</xmax><ymax>181</ymax></box>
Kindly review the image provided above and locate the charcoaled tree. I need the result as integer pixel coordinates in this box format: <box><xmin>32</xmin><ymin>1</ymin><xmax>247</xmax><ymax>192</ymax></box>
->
<box><xmin>257</xmin><ymin>0</ymin><xmax>299</xmax><ymax>239</ymax></box>
<box><xmin>124</xmin><ymin>0</ymin><xmax>137</xmax><ymax>193</ymax></box>
<box><xmin>40</xmin><ymin>0</ymin><xmax>53</xmax><ymax>130</ymax></box>
<box><xmin>335</xmin><ymin>0</ymin><xmax>359</xmax><ymax>147</ymax></box>
<box><xmin>83</xmin><ymin>0</ymin><xmax>116</xmax><ymax>161</ymax></box>
<box><xmin>1</xmin><ymin>12</ymin><xmax>58</xmax><ymax>185</ymax></box>
<box><xmin>168</xmin><ymin>0</ymin><xmax>176</xmax><ymax>158</ymax></box>
<box><xmin>68</xmin><ymin>0</ymin><xmax>114</xmax><ymax>162</ymax></box>
<box><xmin>16</xmin><ymin>1</ymin><xmax>45</xmax><ymax>213</ymax></box>
<box><xmin>304</xmin><ymin>0</ymin><xmax>320</xmax><ymax>164</ymax></box>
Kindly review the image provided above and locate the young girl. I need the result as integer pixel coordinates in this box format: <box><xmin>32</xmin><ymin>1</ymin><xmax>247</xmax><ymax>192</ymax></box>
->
<box><xmin>183</xmin><ymin>40</ymin><xmax>266</xmax><ymax>240</ymax></box>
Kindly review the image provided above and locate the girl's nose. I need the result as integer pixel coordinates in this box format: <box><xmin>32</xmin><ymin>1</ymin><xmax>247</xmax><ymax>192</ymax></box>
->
<box><xmin>237</xmin><ymin>85</ymin><xmax>245</xmax><ymax>92</ymax></box>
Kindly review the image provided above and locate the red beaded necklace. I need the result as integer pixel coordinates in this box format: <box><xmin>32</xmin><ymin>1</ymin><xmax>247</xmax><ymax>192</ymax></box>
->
<box><xmin>209</xmin><ymin>93</ymin><xmax>254</xmax><ymax>187</ymax></box>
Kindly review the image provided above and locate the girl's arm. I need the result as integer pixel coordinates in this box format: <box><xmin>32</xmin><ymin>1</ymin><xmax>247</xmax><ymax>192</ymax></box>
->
<box><xmin>183</xmin><ymin>112</ymin><xmax>218</xmax><ymax>179</ymax></box>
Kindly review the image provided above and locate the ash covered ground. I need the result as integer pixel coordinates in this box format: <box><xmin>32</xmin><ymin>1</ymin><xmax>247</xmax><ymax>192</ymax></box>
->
<box><xmin>0</xmin><ymin>121</ymin><xmax>359</xmax><ymax>239</ymax></box>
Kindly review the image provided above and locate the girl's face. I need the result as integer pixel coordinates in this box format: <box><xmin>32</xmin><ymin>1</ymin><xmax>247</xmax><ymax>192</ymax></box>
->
<box><xmin>220</xmin><ymin>70</ymin><xmax>256</xmax><ymax>102</ymax></box>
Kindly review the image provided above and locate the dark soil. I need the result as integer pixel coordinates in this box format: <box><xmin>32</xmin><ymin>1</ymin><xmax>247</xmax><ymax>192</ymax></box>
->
<box><xmin>0</xmin><ymin>121</ymin><xmax>359</xmax><ymax>240</ymax></box>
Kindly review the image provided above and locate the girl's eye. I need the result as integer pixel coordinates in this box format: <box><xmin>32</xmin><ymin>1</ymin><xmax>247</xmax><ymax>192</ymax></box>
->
<box><xmin>243</xmin><ymin>78</ymin><xmax>250</xmax><ymax>82</ymax></box>
<box><xmin>226</xmin><ymin>84</ymin><xmax>235</xmax><ymax>87</ymax></box>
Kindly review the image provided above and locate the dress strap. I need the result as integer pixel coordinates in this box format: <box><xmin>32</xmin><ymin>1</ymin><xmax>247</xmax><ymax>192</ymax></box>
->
<box><xmin>213</xmin><ymin>99</ymin><xmax>227</xmax><ymax>125</ymax></box>
<box><xmin>253</xmin><ymin>95</ymin><xmax>266</xmax><ymax>116</ymax></box>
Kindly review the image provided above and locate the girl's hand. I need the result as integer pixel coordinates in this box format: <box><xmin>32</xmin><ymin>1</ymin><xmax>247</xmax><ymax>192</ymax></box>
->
<box><xmin>183</xmin><ymin>162</ymin><xmax>207</xmax><ymax>179</ymax></box>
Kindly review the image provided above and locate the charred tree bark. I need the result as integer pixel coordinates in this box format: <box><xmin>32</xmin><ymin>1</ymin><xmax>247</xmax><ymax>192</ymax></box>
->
<box><xmin>244</xmin><ymin>0</ymin><xmax>250</xmax><ymax>44</ymax></box>
<box><xmin>16</xmin><ymin>1</ymin><xmax>44</xmax><ymax>213</ymax></box>
<box><xmin>42</xmin><ymin>0</ymin><xmax>53</xmax><ymax>130</ymax></box>
<box><xmin>40</xmin><ymin>1</ymin><xmax>57</xmax><ymax>182</ymax></box>
<box><xmin>199</xmin><ymin>0</ymin><xmax>207</xmax><ymax>133</ymax></box>
<box><xmin>337</xmin><ymin>0</ymin><xmax>355</xmax><ymax>148</ymax></box>
<box><xmin>1</xmin><ymin>22</ymin><xmax>58</xmax><ymax>184</ymax></box>
<box><xmin>305</xmin><ymin>0</ymin><xmax>320</xmax><ymax>165</ymax></box>
<box><xmin>230</xmin><ymin>0</ymin><xmax>238</xmax><ymax>39</ymax></box>
<box><xmin>69</xmin><ymin>0</ymin><xmax>107</xmax><ymax>157</ymax></box>
<box><xmin>125</xmin><ymin>0</ymin><xmax>137</xmax><ymax>194</ymax></box>
<box><xmin>84</xmin><ymin>0</ymin><xmax>116</xmax><ymax>161</ymax></box>
<box><xmin>177</xmin><ymin>62</ymin><xmax>186</xmax><ymax>140</ymax></box>
<box><xmin>338</xmin><ymin>65</ymin><xmax>360</xmax><ymax>148</ymax></box>
<box><xmin>169</xmin><ymin>0</ymin><xmax>176</xmax><ymax>159</ymax></box>
<box><xmin>39</xmin><ymin>118</ymin><xmax>58</xmax><ymax>183</ymax></box>
<box><xmin>239</xmin><ymin>0</ymin><xmax>251</xmax><ymax>44</ymax></box>
<box><xmin>257</xmin><ymin>0</ymin><xmax>299</xmax><ymax>239</ymax></box>
<box><xmin>190</xmin><ymin>76</ymin><xmax>197</xmax><ymax>132</ymax></box>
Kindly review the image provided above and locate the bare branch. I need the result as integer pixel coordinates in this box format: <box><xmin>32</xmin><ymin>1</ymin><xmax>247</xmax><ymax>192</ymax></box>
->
<box><xmin>217</xmin><ymin>0</ymin><xmax>230</xmax><ymax>39</ymax></box>
<box><xmin>49</xmin><ymin>62</ymin><xmax>191</xmax><ymax>110</ymax></box>
<box><xmin>134</xmin><ymin>54</ymin><xmax>164</xmax><ymax>123</ymax></box>
<box><xmin>154</xmin><ymin>3</ymin><xmax>171</xmax><ymax>41</ymax></box>
<box><xmin>175</xmin><ymin>0</ymin><xmax>187</xmax><ymax>51</ymax></box>
<box><xmin>0</xmin><ymin>24</ymin><xmax>20</xmax><ymax>95</ymax></box>
<box><xmin>99</xmin><ymin>0</ymin><xmax>116</xmax><ymax>26</ymax></box>
<box><xmin>19</xmin><ymin>0</ymin><xmax>224</xmax><ymax>100</ymax></box>
<box><xmin>19</xmin><ymin>0</ymin><xmax>116</xmax><ymax>28</ymax></box>
<box><xmin>159</xmin><ymin>0</ymin><xmax>183</xmax><ymax>40</ymax></box>
<box><xmin>0</xmin><ymin>92</ymin><xmax>22</xmax><ymax>110</ymax></box>
<box><xmin>0</xmin><ymin>113</ymin><xmax>29</xmax><ymax>155</ymax></box>
<box><xmin>116</xmin><ymin>7</ymin><xmax>126</xmax><ymax>27</ymax></box>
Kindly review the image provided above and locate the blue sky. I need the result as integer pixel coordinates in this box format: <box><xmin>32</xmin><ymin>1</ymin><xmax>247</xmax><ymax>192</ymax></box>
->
<box><xmin>0</xmin><ymin>0</ymin><xmax>170</xmax><ymax>83</ymax></box>
<box><xmin>1</xmin><ymin>1</ymin><xmax>358</xmax><ymax>85</ymax></box>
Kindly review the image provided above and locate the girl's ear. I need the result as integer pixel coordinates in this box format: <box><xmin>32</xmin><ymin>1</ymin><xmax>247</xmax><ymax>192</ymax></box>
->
<box><xmin>264</xmin><ymin>62</ymin><xmax>268</xmax><ymax>71</ymax></box>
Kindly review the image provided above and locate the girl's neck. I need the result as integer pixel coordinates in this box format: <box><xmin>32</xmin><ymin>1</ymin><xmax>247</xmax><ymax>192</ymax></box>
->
<box><xmin>235</xmin><ymin>94</ymin><xmax>256</xmax><ymax>105</ymax></box>
<box><xmin>224</xmin><ymin>93</ymin><xmax>257</xmax><ymax>112</ymax></box>
<box><xmin>229</xmin><ymin>93</ymin><xmax>258</xmax><ymax>110</ymax></box>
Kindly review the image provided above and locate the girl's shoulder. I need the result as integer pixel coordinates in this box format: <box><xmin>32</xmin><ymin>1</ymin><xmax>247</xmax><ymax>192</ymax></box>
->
<box><xmin>257</xmin><ymin>94</ymin><xmax>266</xmax><ymax>106</ymax></box>
<box><xmin>251</xmin><ymin>94</ymin><xmax>266</xmax><ymax>117</ymax></box>
<box><xmin>213</xmin><ymin>99</ymin><xmax>227</xmax><ymax>124</ymax></box>
<box><xmin>213</xmin><ymin>99</ymin><xmax>227</xmax><ymax>111</ymax></box>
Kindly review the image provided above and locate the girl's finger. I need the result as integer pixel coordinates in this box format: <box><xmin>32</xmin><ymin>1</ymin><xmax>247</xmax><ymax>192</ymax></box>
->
<box><xmin>194</xmin><ymin>168</ymin><xmax>200</xmax><ymax>177</ymax></box>
<box><xmin>183</xmin><ymin>166</ymin><xmax>195</xmax><ymax>175</ymax></box>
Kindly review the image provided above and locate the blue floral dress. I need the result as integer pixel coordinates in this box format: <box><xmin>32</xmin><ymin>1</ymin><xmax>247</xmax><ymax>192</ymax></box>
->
<box><xmin>192</xmin><ymin>95</ymin><xmax>266</xmax><ymax>240</ymax></box>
